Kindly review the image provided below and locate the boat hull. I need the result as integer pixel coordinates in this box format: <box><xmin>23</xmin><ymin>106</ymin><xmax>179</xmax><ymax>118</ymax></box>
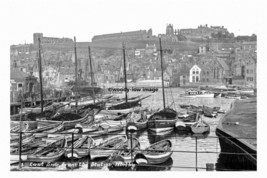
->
<box><xmin>27</xmin><ymin>149</ymin><xmax>65</xmax><ymax>163</ymax></box>
<box><xmin>37</xmin><ymin>114</ymin><xmax>92</xmax><ymax>129</ymax></box>
<box><xmin>182</xmin><ymin>93</ymin><xmax>214</xmax><ymax>98</ymax></box>
<box><xmin>135</xmin><ymin>140</ymin><xmax>173</xmax><ymax>165</ymax></box>
<box><xmin>147</xmin><ymin>118</ymin><xmax>177</xmax><ymax>133</ymax></box>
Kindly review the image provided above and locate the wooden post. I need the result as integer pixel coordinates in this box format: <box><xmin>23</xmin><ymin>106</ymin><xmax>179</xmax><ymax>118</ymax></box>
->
<box><xmin>130</xmin><ymin>133</ymin><xmax>133</xmax><ymax>163</ymax></box>
<box><xmin>196</xmin><ymin>136</ymin><xmax>198</xmax><ymax>171</ymax></box>
<box><xmin>122</xmin><ymin>43</ymin><xmax>128</xmax><ymax>103</ymax></box>
<box><xmin>74</xmin><ymin>37</ymin><xmax>78</xmax><ymax>113</ymax></box>
<box><xmin>159</xmin><ymin>37</ymin><xmax>166</xmax><ymax>109</ymax></box>
<box><xmin>18</xmin><ymin>90</ymin><xmax>24</xmax><ymax>169</ymax></box>
<box><xmin>206</xmin><ymin>163</ymin><xmax>215</xmax><ymax>171</ymax></box>
<box><xmin>71</xmin><ymin>133</ymin><xmax>74</xmax><ymax>171</ymax></box>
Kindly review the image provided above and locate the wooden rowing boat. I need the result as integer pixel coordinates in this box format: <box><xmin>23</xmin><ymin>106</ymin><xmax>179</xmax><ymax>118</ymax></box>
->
<box><xmin>203</xmin><ymin>106</ymin><xmax>217</xmax><ymax>117</ymax></box>
<box><xmin>126</xmin><ymin>110</ymin><xmax>148</xmax><ymax>131</ymax></box>
<box><xmin>10</xmin><ymin>135</ymin><xmax>35</xmax><ymax>147</ymax></box>
<box><xmin>110</xmin><ymin>136</ymin><xmax>140</xmax><ymax>164</ymax></box>
<box><xmin>37</xmin><ymin>113</ymin><xmax>93</xmax><ymax>129</ymax></box>
<box><xmin>191</xmin><ymin>119</ymin><xmax>210</xmax><ymax>134</ymax></box>
<box><xmin>27</xmin><ymin>137</ymin><xmax>66</xmax><ymax>163</ymax></box>
<box><xmin>90</xmin><ymin>135</ymin><xmax>127</xmax><ymax>160</ymax></box>
<box><xmin>64</xmin><ymin>136</ymin><xmax>94</xmax><ymax>159</ymax></box>
<box><xmin>135</xmin><ymin>139</ymin><xmax>173</xmax><ymax>165</ymax></box>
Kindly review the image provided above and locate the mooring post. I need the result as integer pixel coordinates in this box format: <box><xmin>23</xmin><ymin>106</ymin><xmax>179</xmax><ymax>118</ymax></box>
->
<box><xmin>130</xmin><ymin>133</ymin><xmax>133</xmax><ymax>163</ymax></box>
<box><xmin>206</xmin><ymin>163</ymin><xmax>215</xmax><ymax>171</ymax></box>
<box><xmin>19</xmin><ymin>131</ymin><xmax>22</xmax><ymax>169</ymax></box>
<box><xmin>196</xmin><ymin>136</ymin><xmax>198</xmax><ymax>171</ymax></box>
<box><xmin>87</xmin><ymin>153</ymin><xmax>91</xmax><ymax>169</ymax></box>
<box><xmin>87</xmin><ymin>133</ymin><xmax>91</xmax><ymax>170</ymax></box>
<box><xmin>71</xmin><ymin>133</ymin><xmax>74</xmax><ymax>171</ymax></box>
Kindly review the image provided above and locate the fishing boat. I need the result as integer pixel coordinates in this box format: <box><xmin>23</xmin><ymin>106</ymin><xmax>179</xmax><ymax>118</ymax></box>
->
<box><xmin>213</xmin><ymin>107</ymin><xmax>226</xmax><ymax>114</ymax></box>
<box><xmin>179</xmin><ymin>104</ymin><xmax>190</xmax><ymax>109</ymax></box>
<box><xmin>37</xmin><ymin>112</ymin><xmax>93</xmax><ymax>129</ymax></box>
<box><xmin>95</xmin><ymin>112</ymin><xmax>129</xmax><ymax>121</ymax></box>
<box><xmin>180</xmin><ymin>90</ymin><xmax>214</xmax><ymax>98</ymax></box>
<box><xmin>147</xmin><ymin>108</ymin><xmax>177</xmax><ymax>133</ymax></box>
<box><xmin>10</xmin><ymin>134</ymin><xmax>35</xmax><ymax>147</ymax></box>
<box><xmin>99</xmin><ymin>106</ymin><xmax>143</xmax><ymax>115</ymax></box>
<box><xmin>10</xmin><ymin>123</ymin><xmax>29</xmax><ymax>139</ymax></box>
<box><xmin>27</xmin><ymin>137</ymin><xmax>66</xmax><ymax>163</ymax></box>
<box><xmin>175</xmin><ymin>120</ymin><xmax>187</xmax><ymax>131</ymax></box>
<box><xmin>176</xmin><ymin>112</ymin><xmax>200</xmax><ymax>131</ymax></box>
<box><xmin>135</xmin><ymin>139</ymin><xmax>173</xmax><ymax>165</ymax></box>
<box><xmin>90</xmin><ymin>135</ymin><xmax>127</xmax><ymax>160</ymax></box>
<box><xmin>203</xmin><ymin>106</ymin><xmax>217</xmax><ymax>117</ymax></box>
<box><xmin>191</xmin><ymin>119</ymin><xmax>210</xmax><ymax>134</ymax></box>
<box><xmin>109</xmin><ymin>136</ymin><xmax>140</xmax><ymax>164</ymax></box>
<box><xmin>126</xmin><ymin>110</ymin><xmax>148</xmax><ymax>131</ymax></box>
<box><xmin>187</xmin><ymin>105</ymin><xmax>203</xmax><ymax>113</ymax></box>
<box><xmin>64</xmin><ymin>136</ymin><xmax>94</xmax><ymax>159</ymax></box>
<box><xmin>225</xmin><ymin>93</ymin><xmax>241</xmax><ymax>99</ymax></box>
<box><xmin>88</xmin><ymin>123</ymin><xmax>125</xmax><ymax>138</ymax></box>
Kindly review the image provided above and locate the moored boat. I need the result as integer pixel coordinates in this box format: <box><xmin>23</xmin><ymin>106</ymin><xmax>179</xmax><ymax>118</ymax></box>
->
<box><xmin>135</xmin><ymin>139</ymin><xmax>173</xmax><ymax>165</ymax></box>
<box><xmin>203</xmin><ymin>106</ymin><xmax>217</xmax><ymax>117</ymax></box>
<box><xmin>64</xmin><ymin>136</ymin><xmax>94</xmax><ymax>159</ymax></box>
<box><xmin>27</xmin><ymin>137</ymin><xmax>66</xmax><ymax>163</ymax></box>
<box><xmin>90</xmin><ymin>135</ymin><xmax>127</xmax><ymax>160</ymax></box>
<box><xmin>126</xmin><ymin>110</ymin><xmax>148</xmax><ymax>131</ymax></box>
<box><xmin>147</xmin><ymin>108</ymin><xmax>177</xmax><ymax>133</ymax></box>
<box><xmin>37</xmin><ymin>112</ymin><xmax>93</xmax><ymax>129</ymax></box>
<box><xmin>191</xmin><ymin>119</ymin><xmax>210</xmax><ymax>134</ymax></box>
<box><xmin>109</xmin><ymin>136</ymin><xmax>140</xmax><ymax>165</ymax></box>
<box><xmin>180</xmin><ymin>90</ymin><xmax>214</xmax><ymax>98</ymax></box>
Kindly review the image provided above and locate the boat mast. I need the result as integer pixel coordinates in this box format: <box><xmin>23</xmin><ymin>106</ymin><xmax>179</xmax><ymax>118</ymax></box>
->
<box><xmin>88</xmin><ymin>46</ymin><xmax>95</xmax><ymax>104</ymax></box>
<box><xmin>159</xmin><ymin>37</ymin><xmax>166</xmax><ymax>109</ymax></box>
<box><xmin>74</xmin><ymin>37</ymin><xmax>78</xmax><ymax>112</ymax></box>
<box><xmin>122</xmin><ymin>42</ymin><xmax>128</xmax><ymax>103</ymax></box>
<box><xmin>37</xmin><ymin>37</ymin><xmax>44</xmax><ymax>113</ymax></box>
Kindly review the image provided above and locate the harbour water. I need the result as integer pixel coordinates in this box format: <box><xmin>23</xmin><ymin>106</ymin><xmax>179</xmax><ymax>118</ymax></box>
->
<box><xmin>11</xmin><ymin>87</ymin><xmax>235</xmax><ymax>171</ymax></box>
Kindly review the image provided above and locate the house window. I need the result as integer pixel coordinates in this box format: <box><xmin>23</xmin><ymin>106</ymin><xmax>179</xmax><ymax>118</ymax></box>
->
<box><xmin>196</xmin><ymin>76</ymin><xmax>199</xmax><ymax>82</ymax></box>
<box><xmin>193</xmin><ymin>71</ymin><xmax>195</xmax><ymax>74</ymax></box>
<box><xmin>192</xmin><ymin>76</ymin><xmax>195</xmax><ymax>82</ymax></box>
<box><xmin>196</xmin><ymin>71</ymin><xmax>199</xmax><ymax>74</ymax></box>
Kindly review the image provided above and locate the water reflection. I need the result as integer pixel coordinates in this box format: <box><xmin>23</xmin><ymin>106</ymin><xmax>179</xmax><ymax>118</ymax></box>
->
<box><xmin>135</xmin><ymin>157</ymin><xmax>173</xmax><ymax>171</ymax></box>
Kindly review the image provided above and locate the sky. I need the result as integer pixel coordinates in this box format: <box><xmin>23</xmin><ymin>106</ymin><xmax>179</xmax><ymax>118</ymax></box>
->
<box><xmin>1</xmin><ymin>0</ymin><xmax>265</xmax><ymax>45</ymax></box>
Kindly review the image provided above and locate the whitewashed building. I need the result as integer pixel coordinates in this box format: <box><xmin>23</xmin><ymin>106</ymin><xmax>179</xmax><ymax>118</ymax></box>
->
<box><xmin>189</xmin><ymin>64</ymin><xmax>201</xmax><ymax>82</ymax></box>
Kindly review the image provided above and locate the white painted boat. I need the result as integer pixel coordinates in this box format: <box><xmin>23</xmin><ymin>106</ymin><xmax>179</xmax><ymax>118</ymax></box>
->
<box><xmin>175</xmin><ymin>120</ymin><xmax>187</xmax><ymax>130</ymax></box>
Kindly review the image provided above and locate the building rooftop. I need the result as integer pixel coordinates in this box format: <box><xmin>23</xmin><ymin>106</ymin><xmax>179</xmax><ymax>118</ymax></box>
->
<box><xmin>10</xmin><ymin>69</ymin><xmax>29</xmax><ymax>81</ymax></box>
